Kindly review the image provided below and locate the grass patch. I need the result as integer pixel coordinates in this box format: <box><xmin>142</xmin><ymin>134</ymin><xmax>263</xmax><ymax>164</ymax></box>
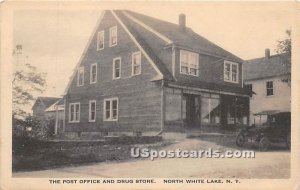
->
<box><xmin>12</xmin><ymin>137</ymin><xmax>171</xmax><ymax>172</ymax></box>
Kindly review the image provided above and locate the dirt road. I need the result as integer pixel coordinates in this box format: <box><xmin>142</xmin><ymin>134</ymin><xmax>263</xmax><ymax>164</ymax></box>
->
<box><xmin>13</xmin><ymin>138</ymin><xmax>290</xmax><ymax>178</ymax></box>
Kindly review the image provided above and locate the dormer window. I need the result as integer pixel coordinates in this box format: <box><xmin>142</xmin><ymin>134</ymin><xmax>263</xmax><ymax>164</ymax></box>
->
<box><xmin>180</xmin><ymin>50</ymin><xmax>199</xmax><ymax>76</ymax></box>
<box><xmin>224</xmin><ymin>60</ymin><xmax>239</xmax><ymax>83</ymax></box>
<box><xmin>109</xmin><ymin>26</ymin><xmax>117</xmax><ymax>47</ymax></box>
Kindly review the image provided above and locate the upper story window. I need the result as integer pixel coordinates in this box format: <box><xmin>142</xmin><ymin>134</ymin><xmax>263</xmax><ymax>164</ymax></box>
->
<box><xmin>132</xmin><ymin>52</ymin><xmax>141</xmax><ymax>76</ymax></box>
<box><xmin>97</xmin><ymin>31</ymin><xmax>104</xmax><ymax>50</ymax></box>
<box><xmin>109</xmin><ymin>26</ymin><xmax>117</xmax><ymax>47</ymax></box>
<box><xmin>245</xmin><ymin>83</ymin><xmax>253</xmax><ymax>97</ymax></box>
<box><xmin>90</xmin><ymin>63</ymin><xmax>97</xmax><ymax>84</ymax></box>
<box><xmin>245</xmin><ymin>84</ymin><xmax>252</xmax><ymax>91</ymax></box>
<box><xmin>77</xmin><ymin>67</ymin><xmax>84</xmax><ymax>86</ymax></box>
<box><xmin>266</xmin><ymin>81</ymin><xmax>274</xmax><ymax>96</ymax></box>
<box><xmin>104</xmin><ymin>98</ymin><xmax>118</xmax><ymax>121</ymax></box>
<box><xmin>69</xmin><ymin>102</ymin><xmax>80</xmax><ymax>123</ymax></box>
<box><xmin>224</xmin><ymin>60</ymin><xmax>239</xmax><ymax>83</ymax></box>
<box><xmin>180</xmin><ymin>50</ymin><xmax>199</xmax><ymax>76</ymax></box>
<box><xmin>113</xmin><ymin>57</ymin><xmax>121</xmax><ymax>79</ymax></box>
<box><xmin>89</xmin><ymin>100</ymin><xmax>96</xmax><ymax>122</ymax></box>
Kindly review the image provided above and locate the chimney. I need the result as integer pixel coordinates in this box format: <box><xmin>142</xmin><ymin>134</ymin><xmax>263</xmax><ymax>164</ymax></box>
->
<box><xmin>179</xmin><ymin>13</ymin><xmax>186</xmax><ymax>32</ymax></box>
<box><xmin>265</xmin><ymin>48</ymin><xmax>270</xmax><ymax>59</ymax></box>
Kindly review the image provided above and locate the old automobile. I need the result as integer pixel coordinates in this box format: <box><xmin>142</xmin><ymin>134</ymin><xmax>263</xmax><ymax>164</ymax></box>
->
<box><xmin>235</xmin><ymin>111</ymin><xmax>291</xmax><ymax>151</ymax></box>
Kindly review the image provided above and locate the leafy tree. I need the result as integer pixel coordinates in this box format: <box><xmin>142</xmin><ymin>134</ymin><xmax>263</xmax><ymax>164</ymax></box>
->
<box><xmin>275</xmin><ymin>30</ymin><xmax>291</xmax><ymax>86</ymax></box>
<box><xmin>12</xmin><ymin>46</ymin><xmax>47</xmax><ymax>118</ymax></box>
<box><xmin>13</xmin><ymin>115</ymin><xmax>55</xmax><ymax>152</ymax></box>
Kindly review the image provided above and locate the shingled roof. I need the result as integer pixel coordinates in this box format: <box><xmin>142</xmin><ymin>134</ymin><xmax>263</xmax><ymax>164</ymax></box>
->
<box><xmin>114</xmin><ymin>10</ymin><xmax>174</xmax><ymax>81</ymax></box>
<box><xmin>32</xmin><ymin>97</ymin><xmax>61</xmax><ymax>110</ymax></box>
<box><xmin>168</xmin><ymin>80</ymin><xmax>251</xmax><ymax>96</ymax></box>
<box><xmin>244</xmin><ymin>54</ymin><xmax>290</xmax><ymax>81</ymax></box>
<box><xmin>45</xmin><ymin>98</ymin><xmax>65</xmax><ymax>112</ymax></box>
<box><xmin>64</xmin><ymin>10</ymin><xmax>247</xmax><ymax>95</ymax></box>
<box><xmin>118</xmin><ymin>10</ymin><xmax>243</xmax><ymax>63</ymax></box>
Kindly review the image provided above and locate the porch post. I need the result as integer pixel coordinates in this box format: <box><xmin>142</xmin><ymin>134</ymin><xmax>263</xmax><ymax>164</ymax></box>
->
<box><xmin>54</xmin><ymin>105</ymin><xmax>58</xmax><ymax>135</ymax></box>
<box><xmin>220</xmin><ymin>95</ymin><xmax>227</xmax><ymax>128</ymax></box>
<box><xmin>63</xmin><ymin>98</ymin><xmax>66</xmax><ymax>132</ymax></box>
<box><xmin>181</xmin><ymin>89</ymin><xmax>183</xmax><ymax>126</ymax></box>
<box><xmin>160</xmin><ymin>80</ymin><xmax>165</xmax><ymax>131</ymax></box>
<box><xmin>247</xmin><ymin>97</ymin><xmax>250</xmax><ymax>126</ymax></box>
<box><xmin>234</xmin><ymin>96</ymin><xmax>237</xmax><ymax>125</ymax></box>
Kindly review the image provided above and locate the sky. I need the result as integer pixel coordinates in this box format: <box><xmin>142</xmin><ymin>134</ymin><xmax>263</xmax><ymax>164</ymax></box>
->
<box><xmin>13</xmin><ymin>2</ymin><xmax>294</xmax><ymax>105</ymax></box>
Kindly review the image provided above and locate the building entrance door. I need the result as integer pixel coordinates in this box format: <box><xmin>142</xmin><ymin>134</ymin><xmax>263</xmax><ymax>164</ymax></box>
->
<box><xmin>185</xmin><ymin>94</ymin><xmax>201</xmax><ymax>128</ymax></box>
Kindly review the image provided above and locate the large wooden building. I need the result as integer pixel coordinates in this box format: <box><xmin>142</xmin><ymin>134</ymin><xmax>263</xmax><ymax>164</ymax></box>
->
<box><xmin>63</xmin><ymin>10</ymin><xmax>251</xmax><ymax>138</ymax></box>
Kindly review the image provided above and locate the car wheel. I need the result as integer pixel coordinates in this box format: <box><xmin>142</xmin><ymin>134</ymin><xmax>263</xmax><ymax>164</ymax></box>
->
<box><xmin>259</xmin><ymin>137</ymin><xmax>270</xmax><ymax>151</ymax></box>
<box><xmin>236</xmin><ymin>133</ymin><xmax>245</xmax><ymax>147</ymax></box>
<box><xmin>286</xmin><ymin>132</ymin><xmax>291</xmax><ymax>150</ymax></box>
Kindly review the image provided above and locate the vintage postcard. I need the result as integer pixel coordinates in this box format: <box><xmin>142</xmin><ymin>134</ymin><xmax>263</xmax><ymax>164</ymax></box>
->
<box><xmin>1</xmin><ymin>1</ymin><xmax>300</xmax><ymax>190</ymax></box>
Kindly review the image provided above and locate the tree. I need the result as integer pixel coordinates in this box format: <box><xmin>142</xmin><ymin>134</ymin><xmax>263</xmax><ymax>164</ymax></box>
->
<box><xmin>12</xmin><ymin>45</ymin><xmax>47</xmax><ymax>118</ymax></box>
<box><xmin>275</xmin><ymin>30</ymin><xmax>291</xmax><ymax>86</ymax></box>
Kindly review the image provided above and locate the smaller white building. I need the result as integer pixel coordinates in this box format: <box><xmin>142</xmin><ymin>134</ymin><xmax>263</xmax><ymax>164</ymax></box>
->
<box><xmin>45</xmin><ymin>99</ymin><xmax>65</xmax><ymax>135</ymax></box>
<box><xmin>32</xmin><ymin>97</ymin><xmax>65</xmax><ymax>135</ymax></box>
<box><xmin>244</xmin><ymin>49</ymin><xmax>291</xmax><ymax>124</ymax></box>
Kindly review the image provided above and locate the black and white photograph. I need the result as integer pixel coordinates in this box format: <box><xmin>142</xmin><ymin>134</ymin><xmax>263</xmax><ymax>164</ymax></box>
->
<box><xmin>1</xmin><ymin>1</ymin><xmax>299</xmax><ymax>190</ymax></box>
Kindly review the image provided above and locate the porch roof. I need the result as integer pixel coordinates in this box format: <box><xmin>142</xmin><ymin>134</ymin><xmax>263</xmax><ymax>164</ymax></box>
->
<box><xmin>166</xmin><ymin>80</ymin><xmax>251</xmax><ymax>96</ymax></box>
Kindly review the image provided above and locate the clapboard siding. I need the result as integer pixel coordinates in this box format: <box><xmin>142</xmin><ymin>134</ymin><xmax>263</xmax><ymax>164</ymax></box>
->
<box><xmin>65</xmin><ymin>11</ymin><xmax>162</xmax><ymax>133</ymax></box>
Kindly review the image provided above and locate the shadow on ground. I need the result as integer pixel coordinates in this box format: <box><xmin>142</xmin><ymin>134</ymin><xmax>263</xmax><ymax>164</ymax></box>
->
<box><xmin>190</xmin><ymin>135</ymin><xmax>290</xmax><ymax>152</ymax></box>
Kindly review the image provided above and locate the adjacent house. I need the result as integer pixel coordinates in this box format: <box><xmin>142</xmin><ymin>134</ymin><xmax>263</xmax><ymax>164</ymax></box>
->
<box><xmin>32</xmin><ymin>97</ymin><xmax>61</xmax><ymax>119</ymax></box>
<box><xmin>63</xmin><ymin>10</ymin><xmax>251</xmax><ymax>138</ymax></box>
<box><xmin>44</xmin><ymin>99</ymin><xmax>65</xmax><ymax>135</ymax></box>
<box><xmin>32</xmin><ymin>97</ymin><xmax>65</xmax><ymax>135</ymax></box>
<box><xmin>244</xmin><ymin>49</ymin><xmax>291</xmax><ymax>124</ymax></box>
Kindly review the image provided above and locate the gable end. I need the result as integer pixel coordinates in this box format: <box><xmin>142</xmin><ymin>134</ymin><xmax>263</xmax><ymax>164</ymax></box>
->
<box><xmin>63</xmin><ymin>11</ymin><xmax>107</xmax><ymax>95</ymax></box>
<box><xmin>111</xmin><ymin>10</ymin><xmax>164</xmax><ymax>79</ymax></box>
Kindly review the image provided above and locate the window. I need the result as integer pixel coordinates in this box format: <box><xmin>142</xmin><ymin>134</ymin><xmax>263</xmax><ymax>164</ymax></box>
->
<box><xmin>104</xmin><ymin>98</ymin><xmax>118</xmax><ymax>121</ymax></box>
<box><xmin>77</xmin><ymin>67</ymin><xmax>84</xmax><ymax>86</ymax></box>
<box><xmin>69</xmin><ymin>103</ymin><xmax>80</xmax><ymax>122</ymax></box>
<box><xmin>266</xmin><ymin>81</ymin><xmax>274</xmax><ymax>96</ymax></box>
<box><xmin>109</xmin><ymin>26</ymin><xmax>117</xmax><ymax>47</ymax></box>
<box><xmin>245</xmin><ymin>84</ymin><xmax>253</xmax><ymax>97</ymax></box>
<box><xmin>224</xmin><ymin>61</ymin><xmax>239</xmax><ymax>83</ymax></box>
<box><xmin>224</xmin><ymin>62</ymin><xmax>231</xmax><ymax>81</ymax></box>
<box><xmin>180</xmin><ymin>50</ymin><xmax>199</xmax><ymax>76</ymax></box>
<box><xmin>232</xmin><ymin>64</ymin><xmax>238</xmax><ymax>82</ymax></box>
<box><xmin>132</xmin><ymin>52</ymin><xmax>141</xmax><ymax>76</ymax></box>
<box><xmin>97</xmin><ymin>31</ymin><xmax>104</xmax><ymax>50</ymax></box>
<box><xmin>245</xmin><ymin>84</ymin><xmax>252</xmax><ymax>91</ymax></box>
<box><xmin>200</xmin><ymin>94</ymin><xmax>221</xmax><ymax>125</ymax></box>
<box><xmin>89</xmin><ymin>100</ymin><xmax>96</xmax><ymax>122</ymax></box>
<box><xmin>222</xmin><ymin>96</ymin><xmax>248</xmax><ymax>125</ymax></box>
<box><xmin>113</xmin><ymin>57</ymin><xmax>121</xmax><ymax>79</ymax></box>
<box><xmin>90</xmin><ymin>63</ymin><xmax>97</xmax><ymax>83</ymax></box>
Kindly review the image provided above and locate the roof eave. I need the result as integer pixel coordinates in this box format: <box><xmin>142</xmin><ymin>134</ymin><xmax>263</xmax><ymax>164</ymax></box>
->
<box><xmin>244</xmin><ymin>73</ymin><xmax>290</xmax><ymax>81</ymax></box>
